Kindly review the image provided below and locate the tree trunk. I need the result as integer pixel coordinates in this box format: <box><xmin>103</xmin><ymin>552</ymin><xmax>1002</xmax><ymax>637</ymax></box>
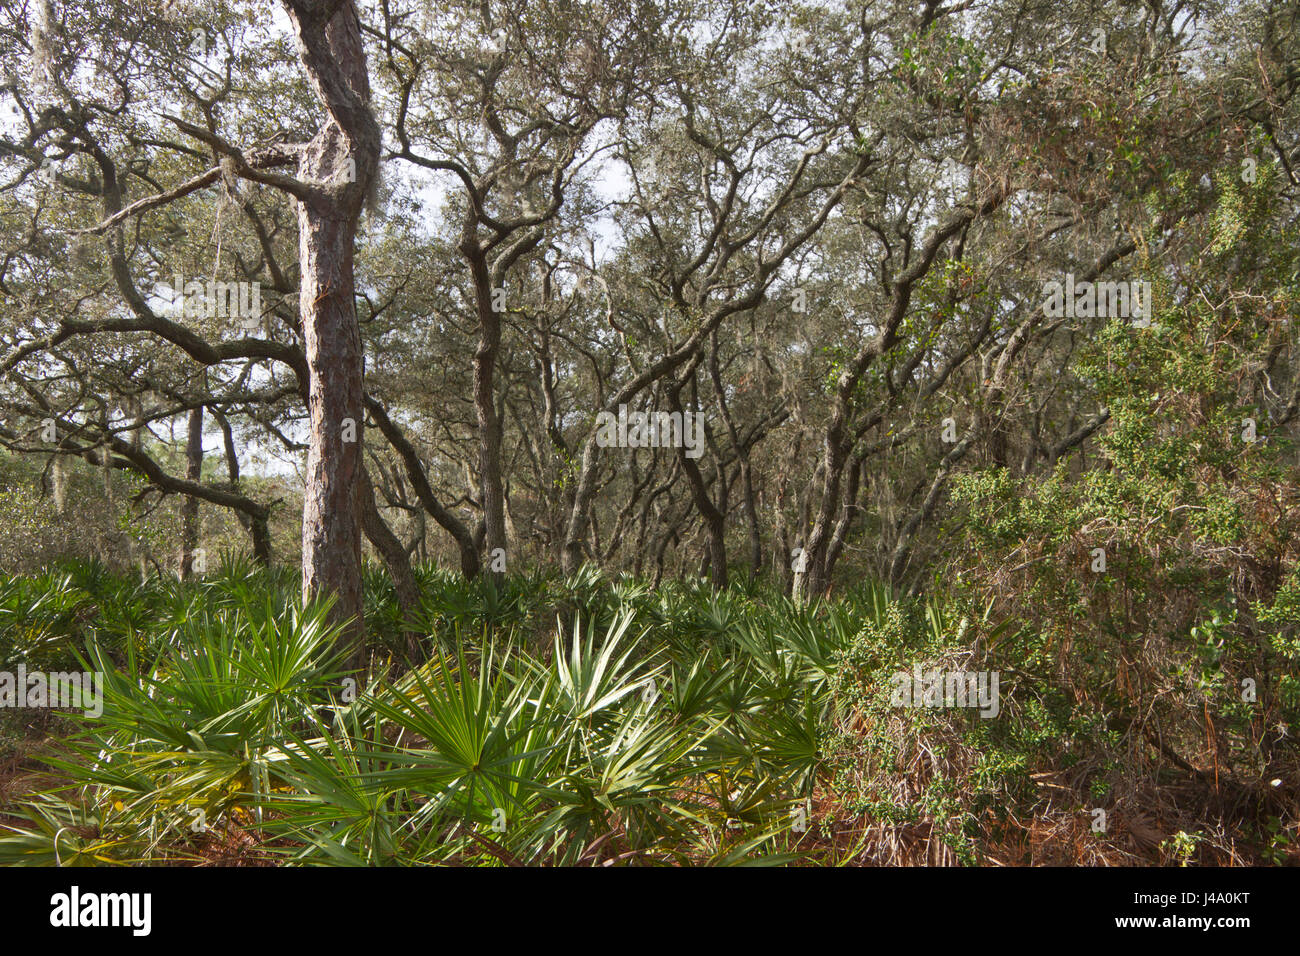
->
<box><xmin>359</xmin><ymin>466</ymin><xmax>424</xmax><ymax>662</ymax></box>
<box><xmin>180</xmin><ymin>405</ymin><xmax>203</xmax><ymax>578</ymax></box>
<box><xmin>51</xmin><ymin>455</ymin><xmax>66</xmax><ymax>514</ymax></box>
<box><xmin>298</xmin><ymin>201</ymin><xmax>365</xmax><ymax>660</ymax></box>
<box><xmin>250</xmin><ymin>512</ymin><xmax>272</xmax><ymax>567</ymax></box>
<box><xmin>801</xmin><ymin>430</ymin><xmax>847</xmax><ymax>601</ymax></box>
<box><xmin>465</xmin><ymin>240</ymin><xmax>507</xmax><ymax>583</ymax></box>
<box><xmin>282</xmin><ymin>0</ymin><xmax>380</xmax><ymax>670</ymax></box>
<box><xmin>213</xmin><ymin>407</ymin><xmax>271</xmax><ymax>566</ymax></box>
<box><xmin>666</xmin><ymin>380</ymin><xmax>727</xmax><ymax>589</ymax></box>
<box><xmin>740</xmin><ymin>461</ymin><xmax>762</xmax><ymax>575</ymax></box>
<box><xmin>365</xmin><ymin>396</ymin><xmax>481</xmax><ymax>578</ymax></box>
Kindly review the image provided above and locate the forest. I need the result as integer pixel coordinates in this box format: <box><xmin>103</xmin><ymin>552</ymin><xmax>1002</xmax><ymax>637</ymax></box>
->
<box><xmin>0</xmin><ymin>0</ymin><xmax>1296</xmax><ymax>868</ymax></box>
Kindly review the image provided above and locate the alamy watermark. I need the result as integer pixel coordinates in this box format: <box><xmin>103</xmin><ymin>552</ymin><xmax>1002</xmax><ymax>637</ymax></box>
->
<box><xmin>158</xmin><ymin>273</ymin><xmax>263</xmax><ymax>329</ymax></box>
<box><xmin>0</xmin><ymin>665</ymin><xmax>103</xmax><ymax>717</ymax></box>
<box><xmin>1042</xmin><ymin>275</ymin><xmax>1153</xmax><ymax>325</ymax></box>
<box><xmin>594</xmin><ymin>404</ymin><xmax>705</xmax><ymax>459</ymax></box>
<box><xmin>50</xmin><ymin>886</ymin><xmax>150</xmax><ymax>936</ymax></box>
<box><xmin>890</xmin><ymin>666</ymin><xmax>1000</xmax><ymax>718</ymax></box>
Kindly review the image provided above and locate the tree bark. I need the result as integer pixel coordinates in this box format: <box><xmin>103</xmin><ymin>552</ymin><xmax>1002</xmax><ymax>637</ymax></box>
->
<box><xmin>298</xmin><ymin>201</ymin><xmax>366</xmax><ymax>659</ymax></box>
<box><xmin>665</xmin><ymin>376</ymin><xmax>727</xmax><ymax>589</ymax></box>
<box><xmin>365</xmin><ymin>395</ymin><xmax>481</xmax><ymax>577</ymax></box>
<box><xmin>282</xmin><ymin>0</ymin><xmax>380</xmax><ymax>670</ymax></box>
<box><xmin>465</xmin><ymin>239</ymin><xmax>507</xmax><ymax>583</ymax></box>
<box><xmin>212</xmin><ymin>406</ymin><xmax>272</xmax><ymax>566</ymax></box>
<box><xmin>180</xmin><ymin>405</ymin><xmax>203</xmax><ymax>578</ymax></box>
<box><xmin>359</xmin><ymin>466</ymin><xmax>424</xmax><ymax>661</ymax></box>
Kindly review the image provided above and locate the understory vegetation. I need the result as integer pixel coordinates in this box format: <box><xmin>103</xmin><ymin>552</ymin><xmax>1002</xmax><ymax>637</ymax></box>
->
<box><xmin>0</xmin><ymin>558</ymin><xmax>1294</xmax><ymax>866</ymax></box>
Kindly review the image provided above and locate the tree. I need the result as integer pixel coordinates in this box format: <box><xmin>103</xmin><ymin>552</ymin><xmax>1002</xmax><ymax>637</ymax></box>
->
<box><xmin>0</xmin><ymin>0</ymin><xmax>380</xmax><ymax>665</ymax></box>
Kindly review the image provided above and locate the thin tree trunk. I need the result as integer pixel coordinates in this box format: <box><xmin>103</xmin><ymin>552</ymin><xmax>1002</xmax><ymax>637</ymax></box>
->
<box><xmin>359</xmin><ymin>466</ymin><xmax>423</xmax><ymax>662</ymax></box>
<box><xmin>51</xmin><ymin>455</ymin><xmax>66</xmax><ymax>514</ymax></box>
<box><xmin>365</xmin><ymin>396</ymin><xmax>481</xmax><ymax>577</ymax></box>
<box><xmin>465</xmin><ymin>239</ymin><xmax>507</xmax><ymax>583</ymax></box>
<box><xmin>706</xmin><ymin>330</ymin><xmax>761</xmax><ymax>575</ymax></box>
<box><xmin>213</xmin><ymin>406</ymin><xmax>271</xmax><ymax>566</ymax></box>
<box><xmin>250</xmin><ymin>512</ymin><xmax>272</xmax><ymax>567</ymax></box>
<box><xmin>740</xmin><ymin>461</ymin><xmax>762</xmax><ymax>575</ymax></box>
<box><xmin>180</xmin><ymin>405</ymin><xmax>203</xmax><ymax>578</ymax></box>
<box><xmin>664</xmin><ymin>368</ymin><xmax>727</xmax><ymax>588</ymax></box>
